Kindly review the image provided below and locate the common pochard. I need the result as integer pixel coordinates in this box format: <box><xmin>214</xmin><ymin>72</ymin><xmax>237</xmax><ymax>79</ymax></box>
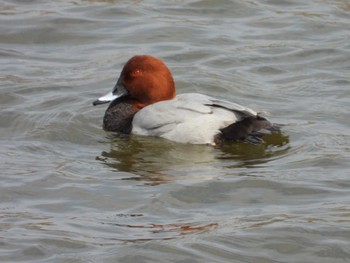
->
<box><xmin>93</xmin><ymin>55</ymin><xmax>278</xmax><ymax>145</ymax></box>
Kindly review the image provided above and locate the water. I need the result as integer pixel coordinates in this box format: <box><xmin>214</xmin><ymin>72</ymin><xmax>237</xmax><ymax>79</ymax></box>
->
<box><xmin>1</xmin><ymin>0</ymin><xmax>350</xmax><ymax>262</ymax></box>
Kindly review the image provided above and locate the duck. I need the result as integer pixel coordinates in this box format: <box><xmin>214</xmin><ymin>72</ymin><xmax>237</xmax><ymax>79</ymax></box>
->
<box><xmin>93</xmin><ymin>55</ymin><xmax>279</xmax><ymax>145</ymax></box>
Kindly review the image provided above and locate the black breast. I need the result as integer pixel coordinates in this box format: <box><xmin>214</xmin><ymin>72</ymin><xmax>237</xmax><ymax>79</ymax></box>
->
<box><xmin>103</xmin><ymin>99</ymin><xmax>138</xmax><ymax>134</ymax></box>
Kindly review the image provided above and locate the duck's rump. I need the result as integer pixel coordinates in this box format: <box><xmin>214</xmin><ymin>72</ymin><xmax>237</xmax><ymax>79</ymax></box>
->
<box><xmin>218</xmin><ymin>115</ymin><xmax>279</xmax><ymax>144</ymax></box>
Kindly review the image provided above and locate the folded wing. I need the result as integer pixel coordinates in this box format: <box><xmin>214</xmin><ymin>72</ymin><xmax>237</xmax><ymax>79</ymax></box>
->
<box><xmin>132</xmin><ymin>93</ymin><xmax>259</xmax><ymax>144</ymax></box>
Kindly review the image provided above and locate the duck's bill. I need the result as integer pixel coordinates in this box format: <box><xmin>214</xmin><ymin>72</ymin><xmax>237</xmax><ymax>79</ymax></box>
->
<box><xmin>93</xmin><ymin>91</ymin><xmax>118</xmax><ymax>106</ymax></box>
<box><xmin>93</xmin><ymin>79</ymin><xmax>129</xmax><ymax>106</ymax></box>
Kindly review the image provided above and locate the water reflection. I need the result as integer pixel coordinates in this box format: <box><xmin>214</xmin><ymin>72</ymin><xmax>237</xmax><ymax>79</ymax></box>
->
<box><xmin>96</xmin><ymin>131</ymin><xmax>290</xmax><ymax>184</ymax></box>
<box><xmin>218</xmin><ymin>131</ymin><xmax>290</xmax><ymax>167</ymax></box>
<box><xmin>108</xmin><ymin>219</ymin><xmax>218</xmax><ymax>242</ymax></box>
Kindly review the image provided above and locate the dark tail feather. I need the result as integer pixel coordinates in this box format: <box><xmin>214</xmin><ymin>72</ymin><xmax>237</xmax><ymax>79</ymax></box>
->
<box><xmin>219</xmin><ymin>116</ymin><xmax>280</xmax><ymax>144</ymax></box>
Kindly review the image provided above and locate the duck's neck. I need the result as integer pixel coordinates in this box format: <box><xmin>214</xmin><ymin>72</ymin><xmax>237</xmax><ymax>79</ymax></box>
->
<box><xmin>103</xmin><ymin>99</ymin><xmax>140</xmax><ymax>134</ymax></box>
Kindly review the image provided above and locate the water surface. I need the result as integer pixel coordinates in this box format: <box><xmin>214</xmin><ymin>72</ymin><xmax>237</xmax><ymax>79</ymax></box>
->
<box><xmin>1</xmin><ymin>0</ymin><xmax>350</xmax><ymax>262</ymax></box>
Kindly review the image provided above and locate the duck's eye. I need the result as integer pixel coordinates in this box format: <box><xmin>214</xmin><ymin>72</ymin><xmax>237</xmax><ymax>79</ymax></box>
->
<box><xmin>130</xmin><ymin>69</ymin><xmax>143</xmax><ymax>77</ymax></box>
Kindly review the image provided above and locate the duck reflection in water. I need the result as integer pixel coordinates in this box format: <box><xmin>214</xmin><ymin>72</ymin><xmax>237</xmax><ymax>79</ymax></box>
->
<box><xmin>96</xmin><ymin>131</ymin><xmax>289</xmax><ymax>186</ymax></box>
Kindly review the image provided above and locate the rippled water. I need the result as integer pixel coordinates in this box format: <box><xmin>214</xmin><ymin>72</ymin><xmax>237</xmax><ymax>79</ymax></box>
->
<box><xmin>1</xmin><ymin>0</ymin><xmax>350</xmax><ymax>262</ymax></box>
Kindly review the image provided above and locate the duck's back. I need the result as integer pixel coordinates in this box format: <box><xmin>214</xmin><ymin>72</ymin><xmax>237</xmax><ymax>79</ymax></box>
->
<box><xmin>132</xmin><ymin>93</ymin><xmax>258</xmax><ymax>144</ymax></box>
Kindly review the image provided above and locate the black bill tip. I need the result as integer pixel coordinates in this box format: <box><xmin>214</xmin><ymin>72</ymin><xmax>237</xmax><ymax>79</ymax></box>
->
<box><xmin>92</xmin><ymin>99</ymin><xmax>110</xmax><ymax>106</ymax></box>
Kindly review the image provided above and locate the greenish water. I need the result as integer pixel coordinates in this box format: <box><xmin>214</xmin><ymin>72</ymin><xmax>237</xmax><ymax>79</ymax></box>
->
<box><xmin>1</xmin><ymin>0</ymin><xmax>350</xmax><ymax>262</ymax></box>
